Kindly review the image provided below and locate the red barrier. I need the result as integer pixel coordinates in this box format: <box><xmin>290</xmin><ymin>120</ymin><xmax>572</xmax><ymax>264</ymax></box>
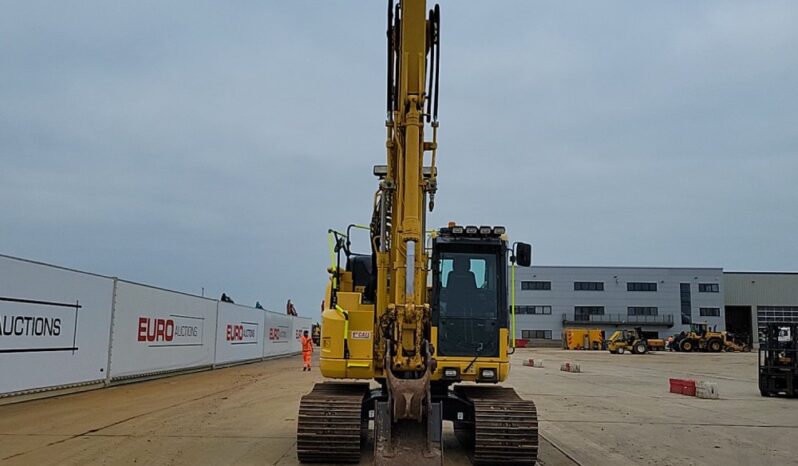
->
<box><xmin>669</xmin><ymin>378</ymin><xmax>683</xmax><ymax>394</ymax></box>
<box><xmin>515</xmin><ymin>339</ymin><xmax>529</xmax><ymax>348</ymax></box>
<box><xmin>669</xmin><ymin>378</ymin><xmax>697</xmax><ymax>396</ymax></box>
<box><xmin>682</xmin><ymin>379</ymin><xmax>696</xmax><ymax>396</ymax></box>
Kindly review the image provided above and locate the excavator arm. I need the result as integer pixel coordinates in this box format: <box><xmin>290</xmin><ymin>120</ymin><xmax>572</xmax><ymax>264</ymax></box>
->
<box><xmin>377</xmin><ymin>0</ymin><xmax>440</xmax><ymax>378</ymax></box>
<box><xmin>370</xmin><ymin>2</ymin><xmax>444</xmax><ymax>463</ymax></box>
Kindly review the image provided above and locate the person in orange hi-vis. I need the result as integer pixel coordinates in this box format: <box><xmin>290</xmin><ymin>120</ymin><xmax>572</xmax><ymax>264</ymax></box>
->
<box><xmin>301</xmin><ymin>330</ymin><xmax>313</xmax><ymax>371</ymax></box>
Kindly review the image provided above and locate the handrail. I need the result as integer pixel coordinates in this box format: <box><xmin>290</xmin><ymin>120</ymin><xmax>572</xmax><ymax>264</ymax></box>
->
<box><xmin>335</xmin><ymin>305</ymin><xmax>350</xmax><ymax>359</ymax></box>
<box><xmin>327</xmin><ymin>231</ymin><xmax>337</xmax><ymax>289</ymax></box>
<box><xmin>511</xmin><ymin>262</ymin><xmax>517</xmax><ymax>349</ymax></box>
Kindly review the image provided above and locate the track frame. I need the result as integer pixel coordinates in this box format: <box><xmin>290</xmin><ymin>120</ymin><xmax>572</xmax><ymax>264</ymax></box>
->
<box><xmin>298</xmin><ymin>381</ymin><xmax>538</xmax><ymax>465</ymax></box>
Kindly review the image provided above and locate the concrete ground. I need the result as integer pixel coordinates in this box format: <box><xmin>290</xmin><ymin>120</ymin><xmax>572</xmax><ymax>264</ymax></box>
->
<box><xmin>509</xmin><ymin>347</ymin><xmax>797</xmax><ymax>466</ymax></box>
<box><xmin>0</xmin><ymin>355</ymin><xmax>570</xmax><ymax>466</ymax></box>
<box><xmin>0</xmin><ymin>349</ymin><xmax>793</xmax><ymax>465</ymax></box>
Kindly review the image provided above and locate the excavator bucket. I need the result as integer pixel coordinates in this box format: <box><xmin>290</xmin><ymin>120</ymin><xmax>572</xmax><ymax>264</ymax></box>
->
<box><xmin>375</xmin><ymin>358</ymin><xmax>442</xmax><ymax>465</ymax></box>
<box><xmin>374</xmin><ymin>400</ymin><xmax>442</xmax><ymax>466</ymax></box>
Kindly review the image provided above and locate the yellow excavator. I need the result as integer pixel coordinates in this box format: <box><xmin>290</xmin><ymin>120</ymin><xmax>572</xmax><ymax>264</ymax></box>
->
<box><xmin>296</xmin><ymin>1</ymin><xmax>538</xmax><ymax>465</ymax></box>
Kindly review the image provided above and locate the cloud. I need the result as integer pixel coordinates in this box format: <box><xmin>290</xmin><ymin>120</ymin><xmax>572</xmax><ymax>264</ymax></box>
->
<box><xmin>1</xmin><ymin>1</ymin><xmax>797</xmax><ymax>314</ymax></box>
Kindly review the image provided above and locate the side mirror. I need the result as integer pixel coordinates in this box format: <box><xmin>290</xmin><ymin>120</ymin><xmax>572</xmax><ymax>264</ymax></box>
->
<box><xmin>515</xmin><ymin>242</ymin><xmax>532</xmax><ymax>267</ymax></box>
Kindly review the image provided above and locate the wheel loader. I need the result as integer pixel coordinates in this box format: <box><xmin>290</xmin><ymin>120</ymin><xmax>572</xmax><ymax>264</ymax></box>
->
<box><xmin>672</xmin><ymin>323</ymin><xmax>728</xmax><ymax>352</ymax></box>
<box><xmin>296</xmin><ymin>2</ymin><xmax>539</xmax><ymax>465</ymax></box>
<box><xmin>607</xmin><ymin>327</ymin><xmax>655</xmax><ymax>354</ymax></box>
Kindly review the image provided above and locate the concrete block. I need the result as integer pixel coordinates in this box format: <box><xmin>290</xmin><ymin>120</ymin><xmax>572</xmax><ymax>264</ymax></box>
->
<box><xmin>522</xmin><ymin>358</ymin><xmax>544</xmax><ymax>368</ymax></box>
<box><xmin>696</xmin><ymin>381</ymin><xmax>719</xmax><ymax>399</ymax></box>
<box><xmin>560</xmin><ymin>361</ymin><xmax>581</xmax><ymax>373</ymax></box>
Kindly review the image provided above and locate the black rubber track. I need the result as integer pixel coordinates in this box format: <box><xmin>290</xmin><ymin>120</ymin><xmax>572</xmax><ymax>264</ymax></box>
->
<box><xmin>455</xmin><ymin>385</ymin><xmax>539</xmax><ymax>465</ymax></box>
<box><xmin>297</xmin><ymin>382</ymin><xmax>369</xmax><ymax>463</ymax></box>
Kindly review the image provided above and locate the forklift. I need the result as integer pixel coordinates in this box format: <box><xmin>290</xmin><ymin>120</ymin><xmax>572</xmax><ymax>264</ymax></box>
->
<box><xmin>759</xmin><ymin>323</ymin><xmax>798</xmax><ymax>397</ymax></box>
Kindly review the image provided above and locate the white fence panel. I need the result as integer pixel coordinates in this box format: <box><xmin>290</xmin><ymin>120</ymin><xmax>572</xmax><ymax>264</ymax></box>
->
<box><xmin>263</xmin><ymin>311</ymin><xmax>294</xmax><ymax>357</ymax></box>
<box><xmin>291</xmin><ymin>317</ymin><xmax>312</xmax><ymax>353</ymax></box>
<box><xmin>215</xmin><ymin>302</ymin><xmax>265</xmax><ymax>365</ymax></box>
<box><xmin>0</xmin><ymin>256</ymin><xmax>113</xmax><ymax>395</ymax></box>
<box><xmin>109</xmin><ymin>281</ymin><xmax>217</xmax><ymax>379</ymax></box>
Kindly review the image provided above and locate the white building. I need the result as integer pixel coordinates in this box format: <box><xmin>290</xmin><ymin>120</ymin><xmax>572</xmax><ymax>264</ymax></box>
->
<box><xmin>512</xmin><ymin>266</ymin><xmax>725</xmax><ymax>343</ymax></box>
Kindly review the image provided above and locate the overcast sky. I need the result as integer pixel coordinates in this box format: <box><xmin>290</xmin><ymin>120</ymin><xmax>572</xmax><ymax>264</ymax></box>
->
<box><xmin>1</xmin><ymin>1</ymin><xmax>796</xmax><ymax>316</ymax></box>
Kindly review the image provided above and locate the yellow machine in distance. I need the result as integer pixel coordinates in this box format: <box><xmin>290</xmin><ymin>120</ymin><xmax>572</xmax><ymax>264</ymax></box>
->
<box><xmin>296</xmin><ymin>1</ymin><xmax>539</xmax><ymax>465</ymax></box>
<box><xmin>672</xmin><ymin>322</ymin><xmax>748</xmax><ymax>352</ymax></box>
<box><xmin>607</xmin><ymin>327</ymin><xmax>666</xmax><ymax>354</ymax></box>
<box><xmin>562</xmin><ymin>328</ymin><xmax>604</xmax><ymax>350</ymax></box>
<box><xmin>607</xmin><ymin>328</ymin><xmax>651</xmax><ymax>354</ymax></box>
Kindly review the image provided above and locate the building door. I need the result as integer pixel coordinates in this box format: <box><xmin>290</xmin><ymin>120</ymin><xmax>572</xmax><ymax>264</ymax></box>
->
<box><xmin>725</xmin><ymin>306</ymin><xmax>752</xmax><ymax>345</ymax></box>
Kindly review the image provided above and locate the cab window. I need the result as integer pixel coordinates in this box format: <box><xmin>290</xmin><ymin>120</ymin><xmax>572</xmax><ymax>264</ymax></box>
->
<box><xmin>437</xmin><ymin>252</ymin><xmax>497</xmax><ymax>319</ymax></box>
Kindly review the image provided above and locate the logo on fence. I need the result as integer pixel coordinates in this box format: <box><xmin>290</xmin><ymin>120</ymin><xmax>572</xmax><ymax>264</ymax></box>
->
<box><xmin>137</xmin><ymin>315</ymin><xmax>204</xmax><ymax>347</ymax></box>
<box><xmin>0</xmin><ymin>296</ymin><xmax>80</xmax><ymax>354</ymax></box>
<box><xmin>226</xmin><ymin>322</ymin><xmax>259</xmax><ymax>345</ymax></box>
<box><xmin>268</xmin><ymin>326</ymin><xmax>288</xmax><ymax>342</ymax></box>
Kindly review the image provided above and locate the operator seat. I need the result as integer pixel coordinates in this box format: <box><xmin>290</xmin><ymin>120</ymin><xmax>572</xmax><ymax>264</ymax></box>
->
<box><xmin>446</xmin><ymin>257</ymin><xmax>477</xmax><ymax>316</ymax></box>
<box><xmin>447</xmin><ymin>257</ymin><xmax>476</xmax><ymax>291</ymax></box>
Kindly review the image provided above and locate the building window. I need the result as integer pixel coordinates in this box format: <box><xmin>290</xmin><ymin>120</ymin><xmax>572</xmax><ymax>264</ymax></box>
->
<box><xmin>699</xmin><ymin>307</ymin><xmax>721</xmax><ymax>317</ymax></box>
<box><xmin>698</xmin><ymin>283</ymin><xmax>719</xmax><ymax>293</ymax></box>
<box><xmin>574</xmin><ymin>281</ymin><xmax>604</xmax><ymax>291</ymax></box>
<box><xmin>628</xmin><ymin>306</ymin><xmax>658</xmax><ymax>316</ymax></box>
<box><xmin>521</xmin><ymin>330</ymin><xmax>552</xmax><ymax>339</ymax></box>
<box><xmin>627</xmin><ymin>282</ymin><xmax>657</xmax><ymax>292</ymax></box>
<box><xmin>515</xmin><ymin>305</ymin><xmax>552</xmax><ymax>315</ymax></box>
<box><xmin>521</xmin><ymin>281</ymin><xmax>551</xmax><ymax>290</ymax></box>
<box><xmin>680</xmin><ymin>283</ymin><xmax>692</xmax><ymax>325</ymax></box>
<box><xmin>574</xmin><ymin>306</ymin><xmax>605</xmax><ymax>321</ymax></box>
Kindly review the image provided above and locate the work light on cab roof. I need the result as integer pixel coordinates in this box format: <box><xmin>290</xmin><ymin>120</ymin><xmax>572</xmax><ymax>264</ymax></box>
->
<box><xmin>438</xmin><ymin>224</ymin><xmax>506</xmax><ymax>238</ymax></box>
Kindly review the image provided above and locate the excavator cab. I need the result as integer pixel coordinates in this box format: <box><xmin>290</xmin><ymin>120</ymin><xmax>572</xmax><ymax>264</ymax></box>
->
<box><xmin>432</xmin><ymin>228</ymin><xmax>506</xmax><ymax>361</ymax></box>
<box><xmin>429</xmin><ymin>225</ymin><xmax>530</xmax><ymax>384</ymax></box>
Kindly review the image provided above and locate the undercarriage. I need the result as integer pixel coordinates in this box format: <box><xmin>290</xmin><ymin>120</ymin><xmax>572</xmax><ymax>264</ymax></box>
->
<box><xmin>297</xmin><ymin>381</ymin><xmax>538</xmax><ymax>465</ymax></box>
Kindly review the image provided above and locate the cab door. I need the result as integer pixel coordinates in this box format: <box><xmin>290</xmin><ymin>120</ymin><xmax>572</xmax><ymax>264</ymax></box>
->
<box><xmin>433</xmin><ymin>251</ymin><xmax>501</xmax><ymax>357</ymax></box>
